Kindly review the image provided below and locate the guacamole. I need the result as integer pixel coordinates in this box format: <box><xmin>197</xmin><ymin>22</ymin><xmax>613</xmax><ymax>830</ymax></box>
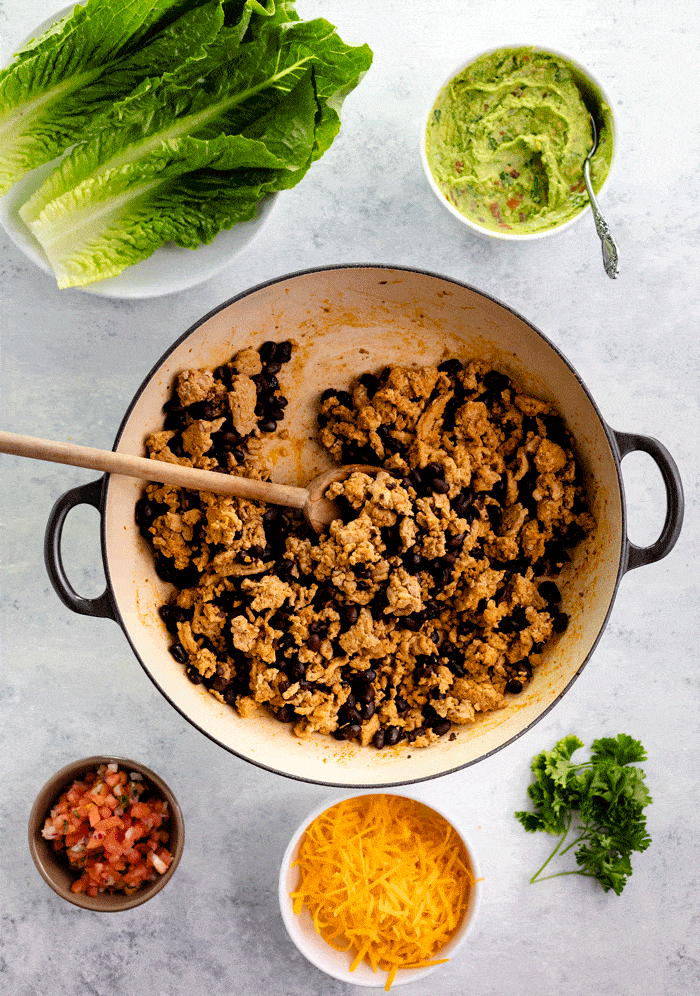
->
<box><xmin>425</xmin><ymin>47</ymin><xmax>613</xmax><ymax>234</ymax></box>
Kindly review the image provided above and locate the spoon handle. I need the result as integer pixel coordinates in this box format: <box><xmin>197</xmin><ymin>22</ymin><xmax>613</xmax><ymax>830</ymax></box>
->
<box><xmin>0</xmin><ymin>430</ymin><xmax>309</xmax><ymax>509</ymax></box>
<box><xmin>584</xmin><ymin>169</ymin><xmax>619</xmax><ymax>279</ymax></box>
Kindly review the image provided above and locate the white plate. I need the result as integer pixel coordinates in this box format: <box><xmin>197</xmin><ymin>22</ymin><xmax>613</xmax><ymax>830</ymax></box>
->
<box><xmin>0</xmin><ymin>5</ymin><xmax>277</xmax><ymax>299</ymax></box>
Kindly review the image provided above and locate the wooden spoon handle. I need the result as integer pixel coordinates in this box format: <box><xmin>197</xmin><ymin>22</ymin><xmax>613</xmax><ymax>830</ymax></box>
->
<box><xmin>0</xmin><ymin>431</ymin><xmax>309</xmax><ymax>509</ymax></box>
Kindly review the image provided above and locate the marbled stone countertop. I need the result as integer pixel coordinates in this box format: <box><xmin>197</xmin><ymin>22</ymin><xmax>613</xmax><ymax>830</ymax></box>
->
<box><xmin>1</xmin><ymin>1</ymin><xmax>698</xmax><ymax>994</ymax></box>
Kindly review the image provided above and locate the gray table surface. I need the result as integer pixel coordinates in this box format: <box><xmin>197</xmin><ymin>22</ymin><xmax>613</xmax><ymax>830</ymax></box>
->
<box><xmin>1</xmin><ymin>1</ymin><xmax>698</xmax><ymax>994</ymax></box>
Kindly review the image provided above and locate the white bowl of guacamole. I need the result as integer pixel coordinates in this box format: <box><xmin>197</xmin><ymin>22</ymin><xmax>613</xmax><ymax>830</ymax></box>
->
<box><xmin>422</xmin><ymin>45</ymin><xmax>615</xmax><ymax>239</ymax></box>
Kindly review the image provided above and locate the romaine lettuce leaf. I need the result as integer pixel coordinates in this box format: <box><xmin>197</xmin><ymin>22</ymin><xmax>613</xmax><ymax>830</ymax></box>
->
<box><xmin>0</xmin><ymin>0</ymin><xmax>237</xmax><ymax>195</ymax></box>
<box><xmin>20</xmin><ymin>14</ymin><xmax>372</xmax><ymax>288</ymax></box>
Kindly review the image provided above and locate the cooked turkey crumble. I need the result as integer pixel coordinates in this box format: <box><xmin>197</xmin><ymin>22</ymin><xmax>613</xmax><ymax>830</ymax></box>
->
<box><xmin>136</xmin><ymin>342</ymin><xmax>593</xmax><ymax>749</ymax></box>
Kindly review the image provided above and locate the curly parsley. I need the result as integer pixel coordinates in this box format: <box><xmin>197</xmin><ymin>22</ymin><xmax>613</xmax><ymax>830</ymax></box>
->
<box><xmin>515</xmin><ymin>734</ymin><xmax>652</xmax><ymax>895</ymax></box>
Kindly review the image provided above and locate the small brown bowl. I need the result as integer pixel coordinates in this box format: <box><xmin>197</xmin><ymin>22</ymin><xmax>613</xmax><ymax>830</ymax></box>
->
<box><xmin>28</xmin><ymin>755</ymin><xmax>184</xmax><ymax>911</ymax></box>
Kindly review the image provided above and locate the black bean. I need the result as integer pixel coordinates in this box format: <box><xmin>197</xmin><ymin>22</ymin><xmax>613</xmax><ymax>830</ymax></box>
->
<box><xmin>169</xmin><ymin>435</ymin><xmax>184</xmax><ymax>458</ymax></box>
<box><xmin>373</xmin><ymin>728</ymin><xmax>386</xmax><ymax>749</ymax></box>
<box><xmin>214</xmin><ymin>365</ymin><xmax>233</xmax><ymax>386</ymax></box>
<box><xmin>163</xmin><ymin>408</ymin><xmax>188</xmax><ymax>431</ymax></box>
<box><xmin>158</xmin><ymin>604</ymin><xmax>176</xmax><ymax>633</ymax></box>
<box><xmin>355</xmin><ymin>668</ymin><xmax>377</xmax><ymax>685</ymax></box>
<box><xmin>431</xmin><ymin>478</ymin><xmax>450</xmax><ymax>495</ymax></box>
<box><xmin>538</xmin><ymin>580</ymin><xmax>561</xmax><ymax>604</ymax></box>
<box><xmin>505</xmin><ymin>679</ymin><xmax>523</xmax><ymax>694</ymax></box>
<box><xmin>540</xmin><ymin>414</ymin><xmax>570</xmax><ymax>449</ymax></box>
<box><xmin>340</xmin><ymin>604</ymin><xmax>359</xmax><ymax>628</ymax></box>
<box><xmin>212</xmin><ymin>675</ymin><xmax>228</xmax><ymax>692</ymax></box>
<box><xmin>403</xmin><ymin>550</ymin><xmax>423</xmax><ymax>572</ymax></box>
<box><xmin>359</xmin><ymin>372</ymin><xmax>380</xmax><ymax>397</ymax></box>
<box><xmin>394</xmin><ymin>696</ymin><xmax>409</xmax><ymax>714</ymax></box>
<box><xmin>188</xmin><ymin>400</ymin><xmax>219</xmax><ymax>421</ymax></box>
<box><xmin>552</xmin><ymin>611</ymin><xmax>569</xmax><ymax>634</ymax></box>
<box><xmin>154</xmin><ymin>556</ymin><xmax>200</xmax><ymax>588</ymax></box>
<box><xmin>340</xmin><ymin>704</ymin><xmax>363</xmax><ymax>725</ymax></box>
<box><xmin>169</xmin><ymin>643</ymin><xmax>188</xmax><ymax>664</ymax></box>
<box><xmin>497</xmin><ymin>606</ymin><xmax>528</xmax><ymax>633</ymax></box>
<box><xmin>384</xmin><ymin>725</ymin><xmax>402</xmax><ymax>746</ymax></box>
<box><xmin>276</xmin><ymin>704</ymin><xmax>295</xmax><ymax>723</ymax></box>
<box><xmin>265</xmin><ymin>360</ymin><xmax>282</xmax><ymax>375</ymax></box>
<box><xmin>489</xmin><ymin>478</ymin><xmax>507</xmax><ymax>504</ymax></box>
<box><xmin>424</xmin><ymin>599</ymin><xmax>440</xmax><ymax>619</ymax></box>
<box><xmin>270</xmin><ymin>610</ymin><xmax>291</xmax><ymax>631</ymax></box>
<box><xmin>258</xmin><ymin>419</ymin><xmax>277</xmax><ymax>433</ymax></box>
<box><xmin>219</xmin><ymin>430</ymin><xmax>239</xmax><ymax>451</ymax></box>
<box><xmin>186</xmin><ymin>665</ymin><xmax>203</xmax><ymax>684</ymax></box>
<box><xmin>431</xmin><ymin>719</ymin><xmax>452</xmax><ymax>737</ymax></box>
<box><xmin>314</xmin><ymin>585</ymin><xmax>335</xmax><ymax>606</ymax></box>
<box><xmin>286</xmin><ymin>661</ymin><xmax>305</xmax><ymax>682</ymax></box>
<box><xmin>408</xmin><ymin>468</ymin><xmax>423</xmax><ymax>490</ymax></box>
<box><xmin>486</xmin><ymin>504</ymin><xmax>503</xmax><ymax>530</ymax></box>
<box><xmin>276</xmin><ymin>340</ymin><xmax>292</xmax><ymax>363</ymax></box>
<box><xmin>306</xmin><ymin>633</ymin><xmax>321</xmax><ymax>652</ymax></box>
<box><xmin>438</xmin><ymin>358</ymin><xmax>463</xmax><ymax>377</ymax></box>
<box><xmin>223</xmin><ymin>686</ymin><xmax>237</xmax><ymax>705</ymax></box>
<box><xmin>258</xmin><ymin>340</ymin><xmax>278</xmax><ymax>363</ymax></box>
<box><xmin>483</xmin><ymin>369</ymin><xmax>511</xmax><ymax>393</ymax></box>
<box><xmin>358</xmin><ymin>684</ymin><xmax>375</xmax><ymax>705</ymax></box>
<box><xmin>452</xmin><ymin>491</ymin><xmax>474</xmax><ymax>517</ymax></box>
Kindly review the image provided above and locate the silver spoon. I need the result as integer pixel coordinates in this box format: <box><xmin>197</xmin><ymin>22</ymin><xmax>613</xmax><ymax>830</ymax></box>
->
<box><xmin>584</xmin><ymin>113</ymin><xmax>619</xmax><ymax>279</ymax></box>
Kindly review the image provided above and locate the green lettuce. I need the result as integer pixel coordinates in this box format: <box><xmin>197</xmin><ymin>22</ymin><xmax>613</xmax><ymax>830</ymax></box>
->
<box><xmin>0</xmin><ymin>0</ymin><xmax>229</xmax><ymax>195</ymax></box>
<box><xmin>16</xmin><ymin>10</ymin><xmax>372</xmax><ymax>288</ymax></box>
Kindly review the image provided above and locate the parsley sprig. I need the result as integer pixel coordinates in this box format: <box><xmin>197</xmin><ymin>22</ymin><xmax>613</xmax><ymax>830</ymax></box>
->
<box><xmin>515</xmin><ymin>734</ymin><xmax>652</xmax><ymax>895</ymax></box>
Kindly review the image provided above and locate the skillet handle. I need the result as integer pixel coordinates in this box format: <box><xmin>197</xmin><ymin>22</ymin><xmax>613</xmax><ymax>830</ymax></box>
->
<box><xmin>612</xmin><ymin>429</ymin><xmax>684</xmax><ymax>573</ymax></box>
<box><xmin>44</xmin><ymin>477</ymin><xmax>117</xmax><ymax>620</ymax></box>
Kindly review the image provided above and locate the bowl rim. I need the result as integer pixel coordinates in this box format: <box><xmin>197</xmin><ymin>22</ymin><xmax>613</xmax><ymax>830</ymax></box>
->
<box><xmin>419</xmin><ymin>42</ymin><xmax>617</xmax><ymax>241</ymax></box>
<box><xmin>278</xmin><ymin>789</ymin><xmax>483</xmax><ymax>988</ymax></box>
<box><xmin>28</xmin><ymin>754</ymin><xmax>185</xmax><ymax>911</ymax></box>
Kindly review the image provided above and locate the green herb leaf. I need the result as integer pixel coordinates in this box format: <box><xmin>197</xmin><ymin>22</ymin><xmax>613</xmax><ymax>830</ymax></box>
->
<box><xmin>515</xmin><ymin>734</ymin><xmax>652</xmax><ymax>895</ymax></box>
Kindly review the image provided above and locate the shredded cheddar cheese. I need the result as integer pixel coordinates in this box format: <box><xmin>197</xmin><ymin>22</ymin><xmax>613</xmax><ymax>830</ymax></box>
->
<box><xmin>290</xmin><ymin>794</ymin><xmax>475</xmax><ymax>990</ymax></box>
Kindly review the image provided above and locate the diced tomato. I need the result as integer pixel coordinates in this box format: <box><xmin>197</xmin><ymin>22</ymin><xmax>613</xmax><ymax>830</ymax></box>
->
<box><xmin>40</xmin><ymin>764</ymin><xmax>173</xmax><ymax>897</ymax></box>
<box><xmin>130</xmin><ymin>802</ymin><xmax>152</xmax><ymax>820</ymax></box>
<box><xmin>507</xmin><ymin>196</ymin><xmax>522</xmax><ymax>211</ymax></box>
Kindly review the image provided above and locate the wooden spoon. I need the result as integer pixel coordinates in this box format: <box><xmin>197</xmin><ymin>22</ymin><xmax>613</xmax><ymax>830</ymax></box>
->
<box><xmin>0</xmin><ymin>430</ymin><xmax>376</xmax><ymax>534</ymax></box>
